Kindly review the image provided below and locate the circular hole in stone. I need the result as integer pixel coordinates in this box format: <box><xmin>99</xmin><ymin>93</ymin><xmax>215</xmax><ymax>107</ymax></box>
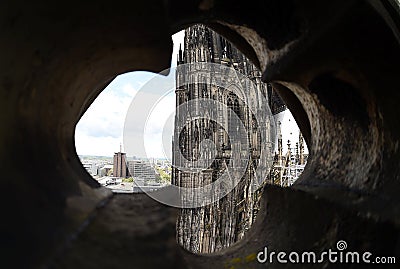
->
<box><xmin>74</xmin><ymin>25</ymin><xmax>309</xmax><ymax>255</ymax></box>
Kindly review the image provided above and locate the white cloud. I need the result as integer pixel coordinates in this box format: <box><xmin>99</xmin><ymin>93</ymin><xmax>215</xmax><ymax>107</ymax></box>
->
<box><xmin>75</xmin><ymin>72</ymin><xmax>158</xmax><ymax>156</ymax></box>
<box><xmin>144</xmin><ymin>91</ymin><xmax>175</xmax><ymax>159</ymax></box>
<box><xmin>75</xmin><ymin>129</ymin><xmax>123</xmax><ymax>156</ymax></box>
<box><xmin>77</xmin><ymin>89</ymin><xmax>134</xmax><ymax>139</ymax></box>
<box><xmin>75</xmin><ymin>87</ymin><xmax>132</xmax><ymax>156</ymax></box>
<box><xmin>122</xmin><ymin>83</ymin><xmax>138</xmax><ymax>98</ymax></box>
<box><xmin>74</xmin><ymin>31</ymin><xmax>185</xmax><ymax>157</ymax></box>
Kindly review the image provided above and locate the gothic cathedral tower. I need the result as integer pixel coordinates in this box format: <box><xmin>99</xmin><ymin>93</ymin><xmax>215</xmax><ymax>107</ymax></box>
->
<box><xmin>172</xmin><ymin>25</ymin><xmax>281</xmax><ymax>253</ymax></box>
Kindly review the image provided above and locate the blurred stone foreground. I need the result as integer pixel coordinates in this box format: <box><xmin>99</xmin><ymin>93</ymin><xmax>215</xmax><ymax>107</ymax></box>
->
<box><xmin>1</xmin><ymin>1</ymin><xmax>400</xmax><ymax>268</ymax></box>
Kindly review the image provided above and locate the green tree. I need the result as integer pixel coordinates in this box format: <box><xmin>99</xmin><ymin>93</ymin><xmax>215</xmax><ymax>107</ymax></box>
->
<box><xmin>122</xmin><ymin>177</ymin><xmax>134</xmax><ymax>183</ymax></box>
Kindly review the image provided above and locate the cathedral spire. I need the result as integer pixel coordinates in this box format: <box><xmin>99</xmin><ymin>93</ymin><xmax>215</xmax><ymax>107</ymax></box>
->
<box><xmin>299</xmin><ymin>130</ymin><xmax>305</xmax><ymax>165</ymax></box>
<box><xmin>277</xmin><ymin>121</ymin><xmax>282</xmax><ymax>159</ymax></box>
<box><xmin>178</xmin><ymin>43</ymin><xmax>183</xmax><ymax>65</ymax></box>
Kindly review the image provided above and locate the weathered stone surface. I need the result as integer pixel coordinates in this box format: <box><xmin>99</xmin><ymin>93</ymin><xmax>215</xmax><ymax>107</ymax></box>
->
<box><xmin>51</xmin><ymin>193</ymin><xmax>185</xmax><ymax>269</ymax></box>
<box><xmin>0</xmin><ymin>0</ymin><xmax>400</xmax><ymax>268</ymax></box>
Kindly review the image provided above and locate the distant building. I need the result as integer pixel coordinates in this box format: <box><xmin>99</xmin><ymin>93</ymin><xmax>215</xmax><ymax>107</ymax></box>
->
<box><xmin>127</xmin><ymin>160</ymin><xmax>156</xmax><ymax>181</ymax></box>
<box><xmin>98</xmin><ymin>164</ymin><xmax>113</xmax><ymax>177</ymax></box>
<box><xmin>113</xmin><ymin>151</ymin><xmax>128</xmax><ymax>178</ymax></box>
<box><xmin>270</xmin><ymin>124</ymin><xmax>308</xmax><ymax>187</ymax></box>
<box><xmin>81</xmin><ymin>160</ymin><xmax>98</xmax><ymax>176</ymax></box>
<box><xmin>132</xmin><ymin>179</ymin><xmax>164</xmax><ymax>193</ymax></box>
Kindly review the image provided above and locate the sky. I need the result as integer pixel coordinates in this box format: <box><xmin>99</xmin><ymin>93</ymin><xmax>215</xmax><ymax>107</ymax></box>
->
<box><xmin>74</xmin><ymin>29</ymin><xmax>307</xmax><ymax>158</ymax></box>
<box><xmin>74</xmin><ymin>31</ymin><xmax>184</xmax><ymax>158</ymax></box>
<box><xmin>274</xmin><ymin>110</ymin><xmax>308</xmax><ymax>154</ymax></box>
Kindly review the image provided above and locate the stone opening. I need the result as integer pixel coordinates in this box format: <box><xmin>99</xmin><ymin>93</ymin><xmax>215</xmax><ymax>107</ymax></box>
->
<box><xmin>73</xmin><ymin>24</ymin><xmax>310</xmax><ymax>256</ymax></box>
<box><xmin>2</xmin><ymin>1</ymin><xmax>400</xmax><ymax>268</ymax></box>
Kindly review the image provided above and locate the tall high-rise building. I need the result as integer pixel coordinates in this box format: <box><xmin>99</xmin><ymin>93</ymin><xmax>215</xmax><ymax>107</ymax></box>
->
<box><xmin>172</xmin><ymin>25</ymin><xmax>285</xmax><ymax>253</ymax></box>
<box><xmin>113</xmin><ymin>150</ymin><xmax>128</xmax><ymax>178</ymax></box>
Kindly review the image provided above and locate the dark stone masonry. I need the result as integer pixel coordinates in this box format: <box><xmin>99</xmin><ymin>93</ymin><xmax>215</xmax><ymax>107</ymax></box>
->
<box><xmin>1</xmin><ymin>0</ymin><xmax>400</xmax><ymax>268</ymax></box>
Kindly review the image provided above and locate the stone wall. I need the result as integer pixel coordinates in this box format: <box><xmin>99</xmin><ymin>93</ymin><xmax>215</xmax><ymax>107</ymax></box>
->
<box><xmin>1</xmin><ymin>1</ymin><xmax>400</xmax><ymax>268</ymax></box>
